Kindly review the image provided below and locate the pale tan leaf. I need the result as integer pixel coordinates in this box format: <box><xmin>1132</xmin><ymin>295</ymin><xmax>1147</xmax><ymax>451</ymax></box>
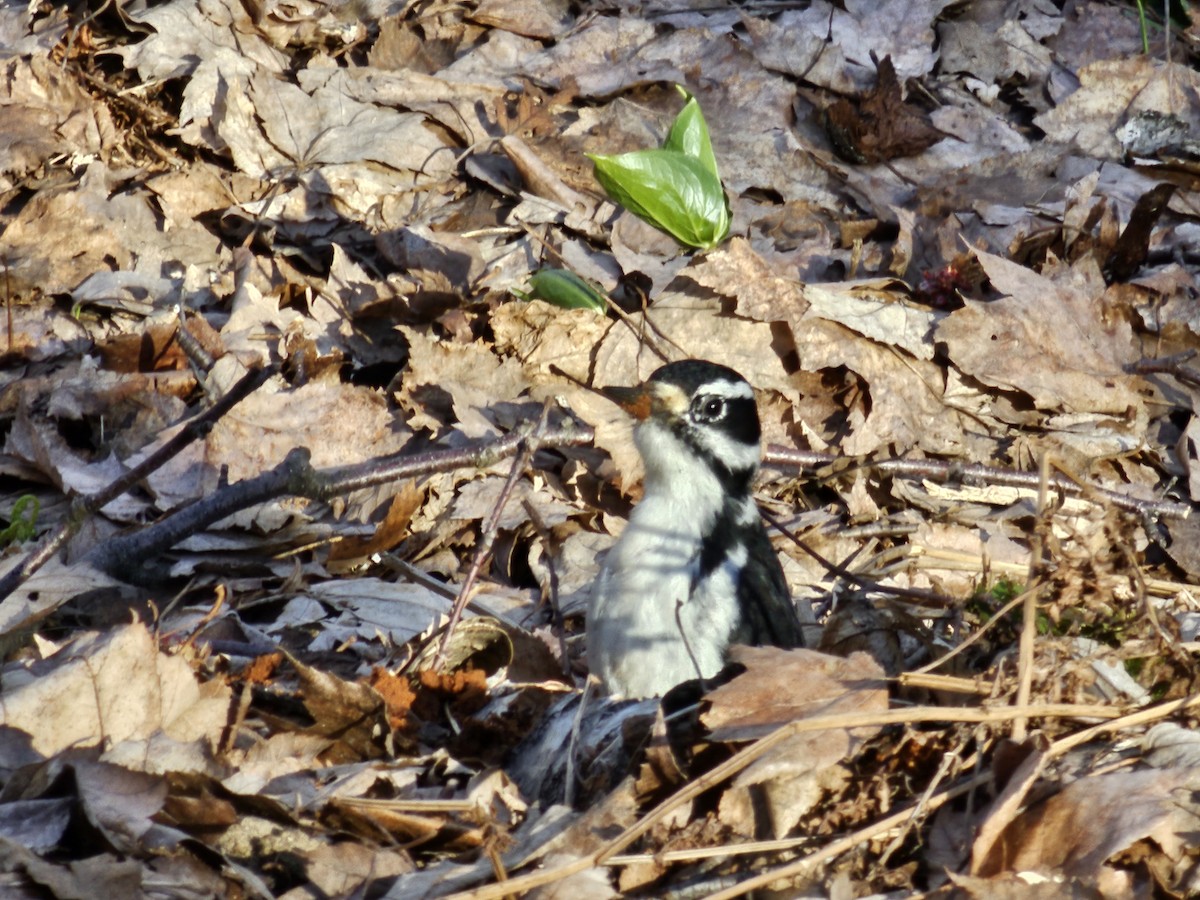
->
<box><xmin>491</xmin><ymin>299</ymin><xmax>613</xmax><ymax>384</ymax></box>
<box><xmin>0</xmin><ymin>622</ymin><xmax>231</xmax><ymax>759</ymax></box>
<box><xmin>1034</xmin><ymin>59</ymin><xmax>1200</xmax><ymax>160</ymax></box>
<box><xmin>397</xmin><ymin>327</ymin><xmax>531</xmax><ymax>438</ymax></box>
<box><xmin>139</xmin><ymin>379</ymin><xmax>412</xmax><ymax>514</ymax></box>
<box><xmin>705</xmin><ymin>648</ymin><xmax>888</xmax><ymax>838</ymax></box>
<box><xmin>470</xmin><ymin>0</ymin><xmax>572</xmax><ymax>39</ymax></box>
<box><xmin>936</xmin><ymin>251</ymin><xmax>1144</xmax><ymax>416</ymax></box>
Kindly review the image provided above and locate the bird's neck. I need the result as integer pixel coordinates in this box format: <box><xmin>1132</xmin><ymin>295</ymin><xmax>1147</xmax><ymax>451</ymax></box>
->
<box><xmin>636</xmin><ymin>423</ymin><xmax>756</xmax><ymax>525</ymax></box>
<box><xmin>636</xmin><ymin>456</ymin><xmax>756</xmax><ymax>553</ymax></box>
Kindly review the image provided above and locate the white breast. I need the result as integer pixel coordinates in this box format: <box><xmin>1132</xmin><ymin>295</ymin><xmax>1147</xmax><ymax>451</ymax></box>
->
<box><xmin>587</xmin><ymin>424</ymin><xmax>744</xmax><ymax>698</ymax></box>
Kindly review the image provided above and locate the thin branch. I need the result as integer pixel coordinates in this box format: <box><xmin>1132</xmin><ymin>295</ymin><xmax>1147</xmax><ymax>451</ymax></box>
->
<box><xmin>1013</xmin><ymin>453</ymin><xmax>1051</xmax><ymax>742</ymax></box>
<box><xmin>0</xmin><ymin>364</ymin><xmax>275</xmax><ymax>601</ymax></box>
<box><xmin>6</xmin><ymin>403</ymin><xmax>1185</xmax><ymax>604</ymax></box>
<box><xmin>435</xmin><ymin>402</ymin><xmax>553</xmax><ymax>668</ymax></box>
<box><xmin>92</xmin><ymin>421</ymin><xmax>593</xmax><ymax>586</ymax></box>
<box><xmin>1130</xmin><ymin>350</ymin><xmax>1200</xmax><ymax>388</ymax></box>
<box><xmin>765</xmin><ymin>446</ymin><xmax>1192</xmax><ymax>520</ymax></box>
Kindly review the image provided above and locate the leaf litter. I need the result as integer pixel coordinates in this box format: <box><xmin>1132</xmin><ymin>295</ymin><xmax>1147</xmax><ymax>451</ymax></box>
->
<box><xmin>1</xmin><ymin>0</ymin><xmax>1200</xmax><ymax>897</ymax></box>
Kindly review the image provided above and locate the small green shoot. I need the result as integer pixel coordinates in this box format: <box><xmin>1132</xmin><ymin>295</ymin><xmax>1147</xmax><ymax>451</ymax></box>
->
<box><xmin>967</xmin><ymin>576</ymin><xmax>1024</xmax><ymax>622</ymax></box>
<box><xmin>587</xmin><ymin>86</ymin><xmax>731</xmax><ymax>250</ymax></box>
<box><xmin>0</xmin><ymin>495</ymin><xmax>39</xmax><ymax>545</ymax></box>
<box><xmin>512</xmin><ymin>268</ymin><xmax>608</xmax><ymax>313</ymax></box>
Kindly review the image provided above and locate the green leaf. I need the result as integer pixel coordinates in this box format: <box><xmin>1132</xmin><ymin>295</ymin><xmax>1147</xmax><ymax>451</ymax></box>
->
<box><xmin>588</xmin><ymin>149</ymin><xmax>730</xmax><ymax>249</ymax></box>
<box><xmin>515</xmin><ymin>268</ymin><xmax>608</xmax><ymax>313</ymax></box>
<box><xmin>664</xmin><ymin>87</ymin><xmax>719</xmax><ymax>180</ymax></box>
<box><xmin>0</xmin><ymin>495</ymin><xmax>39</xmax><ymax>545</ymax></box>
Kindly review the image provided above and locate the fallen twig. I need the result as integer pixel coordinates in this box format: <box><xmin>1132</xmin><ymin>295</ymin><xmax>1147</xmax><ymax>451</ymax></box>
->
<box><xmin>766</xmin><ymin>446</ymin><xmax>1192</xmax><ymax>520</ymax></box>
<box><xmin>6</xmin><ymin>410</ymin><xmax>1186</xmax><ymax>603</ymax></box>
<box><xmin>1013</xmin><ymin>453</ymin><xmax>1052</xmax><ymax>742</ymax></box>
<box><xmin>435</xmin><ymin>402</ymin><xmax>552</xmax><ymax>668</ymax></box>
<box><xmin>93</xmin><ymin>421</ymin><xmax>594</xmax><ymax>585</ymax></box>
<box><xmin>1130</xmin><ymin>350</ymin><xmax>1200</xmax><ymax>388</ymax></box>
<box><xmin>0</xmin><ymin>364</ymin><xmax>275</xmax><ymax>601</ymax></box>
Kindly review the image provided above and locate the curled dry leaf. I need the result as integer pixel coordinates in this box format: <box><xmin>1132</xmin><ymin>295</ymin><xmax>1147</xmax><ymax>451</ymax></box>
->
<box><xmin>973</xmin><ymin>767</ymin><xmax>1200</xmax><ymax>880</ymax></box>
<box><xmin>703</xmin><ymin>647</ymin><xmax>888</xmax><ymax>837</ymax></box>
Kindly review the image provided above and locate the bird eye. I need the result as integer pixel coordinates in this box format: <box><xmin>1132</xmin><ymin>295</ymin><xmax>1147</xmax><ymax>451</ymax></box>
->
<box><xmin>694</xmin><ymin>396</ymin><xmax>725</xmax><ymax>421</ymax></box>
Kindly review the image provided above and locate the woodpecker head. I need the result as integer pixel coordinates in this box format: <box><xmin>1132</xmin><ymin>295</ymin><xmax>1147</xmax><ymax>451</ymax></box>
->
<box><xmin>603</xmin><ymin>359</ymin><xmax>763</xmax><ymax>498</ymax></box>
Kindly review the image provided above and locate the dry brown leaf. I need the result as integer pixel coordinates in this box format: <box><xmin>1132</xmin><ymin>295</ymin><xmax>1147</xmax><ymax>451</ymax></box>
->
<box><xmin>4</xmin><ymin>406</ymin><xmax>147</xmax><ymax>521</ymax></box>
<box><xmin>704</xmin><ymin>648</ymin><xmax>888</xmax><ymax>838</ymax></box>
<box><xmin>937</xmin><ymin>250</ymin><xmax>1144</xmax><ymax>417</ymax></box>
<box><xmin>491</xmin><ymin>299</ymin><xmax>613</xmax><ymax>384</ymax></box>
<box><xmin>397</xmin><ymin>327</ymin><xmax>531</xmax><ymax>438</ymax></box>
<box><xmin>288</xmin><ymin>654</ymin><xmax>389</xmax><ymax>760</ymax></box>
<box><xmin>0</xmin><ymin>621</ymin><xmax>231</xmax><ymax>759</ymax></box>
<box><xmin>73</xmin><ymin>761</ymin><xmax>169</xmax><ymax>852</ymax></box>
<box><xmin>2</xmin><ymin>162</ymin><xmax>172</xmax><ymax>295</ymax></box>
<box><xmin>824</xmin><ymin>55</ymin><xmax>944</xmax><ymax>164</ymax></box>
<box><xmin>451</xmin><ymin>476</ymin><xmax>577</xmax><ymax>532</ymax></box>
<box><xmin>470</xmin><ymin>0</ymin><xmax>571</xmax><ymax>39</ymax></box>
<box><xmin>973</xmin><ymin>767</ymin><xmax>1200</xmax><ymax>880</ymax></box>
<box><xmin>0</xmin><ymin>556</ymin><xmax>125</xmax><ymax>641</ymax></box>
<box><xmin>305</xmin><ymin>842</ymin><xmax>414</xmax><ymax>894</ymax></box>
<box><xmin>140</xmin><ymin>378</ymin><xmax>411</xmax><ymax>516</ymax></box>
<box><xmin>0</xmin><ymin>796</ymin><xmax>72</xmax><ymax>854</ymax></box>
<box><xmin>1034</xmin><ymin>59</ymin><xmax>1200</xmax><ymax>159</ymax></box>
<box><xmin>221</xmin><ymin>732</ymin><xmax>335</xmax><ymax>796</ymax></box>
<box><xmin>328</xmin><ymin>481</ymin><xmax>425</xmax><ymax>565</ymax></box>
<box><xmin>301</xmin><ymin>578</ymin><xmax>457</xmax><ymax>652</ymax></box>
<box><xmin>796</xmin><ymin>314</ymin><xmax>966</xmax><ymax>456</ymax></box>
<box><xmin>2</xmin><ymin>846</ymin><xmax>146</xmax><ymax>896</ymax></box>
<box><xmin>704</xmin><ymin>647</ymin><xmax>888</xmax><ymax>740</ymax></box>
<box><xmin>0</xmin><ymin>55</ymin><xmax>115</xmax><ymax>182</ymax></box>
<box><xmin>683</xmin><ymin>238</ymin><xmax>811</xmax><ymax>330</ymax></box>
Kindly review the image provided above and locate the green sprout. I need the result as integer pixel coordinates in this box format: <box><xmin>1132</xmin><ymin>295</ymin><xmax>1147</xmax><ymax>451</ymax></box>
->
<box><xmin>587</xmin><ymin>86</ymin><xmax>731</xmax><ymax>250</ymax></box>
<box><xmin>512</xmin><ymin>268</ymin><xmax>609</xmax><ymax>313</ymax></box>
<box><xmin>0</xmin><ymin>495</ymin><xmax>40</xmax><ymax>545</ymax></box>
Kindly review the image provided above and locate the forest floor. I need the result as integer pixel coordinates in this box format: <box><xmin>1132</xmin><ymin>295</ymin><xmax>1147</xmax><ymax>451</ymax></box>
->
<box><xmin>2</xmin><ymin>0</ymin><xmax>1200</xmax><ymax>897</ymax></box>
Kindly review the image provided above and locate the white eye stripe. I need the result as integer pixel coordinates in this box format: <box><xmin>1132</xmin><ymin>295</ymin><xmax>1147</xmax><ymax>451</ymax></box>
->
<box><xmin>696</xmin><ymin>379</ymin><xmax>755</xmax><ymax>401</ymax></box>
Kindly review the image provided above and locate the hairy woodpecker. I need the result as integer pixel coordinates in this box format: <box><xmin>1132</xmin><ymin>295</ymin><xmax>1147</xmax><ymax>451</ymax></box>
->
<box><xmin>587</xmin><ymin>359</ymin><xmax>804</xmax><ymax>698</ymax></box>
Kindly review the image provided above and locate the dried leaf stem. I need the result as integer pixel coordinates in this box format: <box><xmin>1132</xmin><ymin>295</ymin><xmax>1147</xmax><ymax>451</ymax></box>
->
<box><xmin>435</xmin><ymin>402</ymin><xmax>552</xmax><ymax>668</ymax></box>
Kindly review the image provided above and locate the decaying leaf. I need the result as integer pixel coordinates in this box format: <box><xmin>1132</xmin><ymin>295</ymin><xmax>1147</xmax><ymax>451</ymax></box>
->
<box><xmin>704</xmin><ymin>648</ymin><xmax>888</xmax><ymax>838</ymax></box>
<box><xmin>0</xmin><ymin>621</ymin><xmax>231</xmax><ymax>759</ymax></box>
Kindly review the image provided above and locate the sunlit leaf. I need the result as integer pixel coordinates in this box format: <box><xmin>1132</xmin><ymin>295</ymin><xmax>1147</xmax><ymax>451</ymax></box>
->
<box><xmin>587</xmin><ymin>87</ymin><xmax>730</xmax><ymax>249</ymax></box>
<box><xmin>587</xmin><ymin>149</ymin><xmax>730</xmax><ymax>249</ymax></box>
<box><xmin>664</xmin><ymin>87</ymin><xmax>719</xmax><ymax>180</ymax></box>
<box><xmin>512</xmin><ymin>268</ymin><xmax>608</xmax><ymax>313</ymax></box>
